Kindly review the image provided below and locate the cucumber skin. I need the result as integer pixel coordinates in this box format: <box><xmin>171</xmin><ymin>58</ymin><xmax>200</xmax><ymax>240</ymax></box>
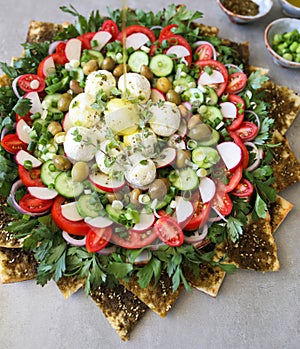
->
<box><xmin>40</xmin><ymin>160</ymin><xmax>61</xmax><ymax>186</ymax></box>
<box><xmin>149</xmin><ymin>54</ymin><xmax>174</xmax><ymax>77</ymax></box>
<box><xmin>77</xmin><ymin>194</ymin><xmax>102</xmax><ymax>218</ymax></box>
<box><xmin>54</xmin><ymin>172</ymin><xmax>84</xmax><ymax>198</ymax></box>
<box><xmin>169</xmin><ymin>168</ymin><xmax>199</xmax><ymax>191</ymax></box>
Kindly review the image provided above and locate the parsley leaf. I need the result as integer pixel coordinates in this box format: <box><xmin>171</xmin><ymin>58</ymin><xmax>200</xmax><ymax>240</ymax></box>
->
<box><xmin>227</xmin><ymin>216</ymin><xmax>244</xmax><ymax>243</ymax></box>
<box><xmin>136</xmin><ymin>257</ymin><xmax>162</xmax><ymax>289</ymax></box>
<box><xmin>12</xmin><ymin>97</ymin><xmax>32</xmax><ymax>116</ymax></box>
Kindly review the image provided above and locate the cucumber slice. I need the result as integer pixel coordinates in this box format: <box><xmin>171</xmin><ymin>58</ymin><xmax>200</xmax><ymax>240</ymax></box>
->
<box><xmin>198</xmin><ymin>105</ymin><xmax>223</xmax><ymax>127</ymax></box>
<box><xmin>204</xmin><ymin>87</ymin><xmax>218</xmax><ymax>105</ymax></box>
<box><xmin>149</xmin><ymin>54</ymin><xmax>174</xmax><ymax>77</ymax></box>
<box><xmin>169</xmin><ymin>168</ymin><xmax>199</xmax><ymax>191</ymax></box>
<box><xmin>77</xmin><ymin>194</ymin><xmax>103</xmax><ymax>218</ymax></box>
<box><xmin>128</xmin><ymin>51</ymin><xmax>149</xmax><ymax>73</ymax></box>
<box><xmin>40</xmin><ymin>160</ymin><xmax>62</xmax><ymax>186</ymax></box>
<box><xmin>54</xmin><ymin>172</ymin><xmax>84</xmax><ymax>198</ymax></box>
<box><xmin>197</xmin><ymin>129</ymin><xmax>220</xmax><ymax>146</ymax></box>
<box><xmin>106</xmin><ymin>204</ymin><xmax>124</xmax><ymax>223</ymax></box>
<box><xmin>192</xmin><ymin>146</ymin><xmax>220</xmax><ymax>169</ymax></box>
<box><xmin>42</xmin><ymin>93</ymin><xmax>62</xmax><ymax>114</ymax></box>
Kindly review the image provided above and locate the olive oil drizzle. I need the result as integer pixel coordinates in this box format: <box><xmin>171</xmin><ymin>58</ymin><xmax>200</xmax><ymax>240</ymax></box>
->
<box><xmin>121</xmin><ymin>0</ymin><xmax>128</xmax><ymax>100</ymax></box>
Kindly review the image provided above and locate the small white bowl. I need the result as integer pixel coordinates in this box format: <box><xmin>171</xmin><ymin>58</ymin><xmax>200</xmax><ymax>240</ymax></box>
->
<box><xmin>278</xmin><ymin>0</ymin><xmax>300</xmax><ymax>18</ymax></box>
<box><xmin>217</xmin><ymin>0</ymin><xmax>273</xmax><ymax>24</ymax></box>
<box><xmin>264</xmin><ymin>17</ymin><xmax>300</xmax><ymax>68</ymax></box>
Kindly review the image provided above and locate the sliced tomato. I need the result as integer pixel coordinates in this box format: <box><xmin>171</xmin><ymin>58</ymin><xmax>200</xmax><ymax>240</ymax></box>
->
<box><xmin>159</xmin><ymin>24</ymin><xmax>178</xmax><ymax>41</ymax></box>
<box><xmin>225</xmin><ymin>94</ymin><xmax>245</xmax><ymax>131</ymax></box>
<box><xmin>229</xmin><ymin>131</ymin><xmax>249</xmax><ymax>169</ymax></box>
<box><xmin>212</xmin><ymin>191</ymin><xmax>233</xmax><ymax>216</ymax></box>
<box><xmin>55</xmin><ymin>42</ymin><xmax>66</xmax><ymax>55</ymax></box>
<box><xmin>224</xmin><ymin>165</ymin><xmax>243</xmax><ymax>193</ymax></box>
<box><xmin>195</xmin><ymin>59</ymin><xmax>228</xmax><ymax>96</ymax></box>
<box><xmin>101</xmin><ymin>20</ymin><xmax>119</xmax><ymax>40</ymax></box>
<box><xmin>86</xmin><ymin>227</ymin><xmax>112</xmax><ymax>252</ymax></box>
<box><xmin>1</xmin><ymin>134</ymin><xmax>27</xmax><ymax>154</ymax></box>
<box><xmin>154</xmin><ymin>216</ymin><xmax>184</xmax><ymax>247</ymax></box>
<box><xmin>111</xmin><ymin>229</ymin><xmax>157</xmax><ymax>249</ymax></box>
<box><xmin>195</xmin><ymin>44</ymin><xmax>213</xmax><ymax>60</ymax></box>
<box><xmin>51</xmin><ymin>196</ymin><xmax>90</xmax><ymax>236</ymax></box>
<box><xmin>225</xmin><ymin>72</ymin><xmax>247</xmax><ymax>94</ymax></box>
<box><xmin>235</xmin><ymin>121</ymin><xmax>259</xmax><ymax>142</ymax></box>
<box><xmin>16</xmin><ymin>113</ymin><xmax>33</xmax><ymax>125</ymax></box>
<box><xmin>117</xmin><ymin>25</ymin><xmax>156</xmax><ymax>43</ymax></box>
<box><xmin>162</xmin><ymin>34</ymin><xmax>193</xmax><ymax>64</ymax></box>
<box><xmin>51</xmin><ymin>52</ymin><xmax>68</xmax><ymax>66</ymax></box>
<box><xmin>231</xmin><ymin>178</ymin><xmax>254</xmax><ymax>198</ymax></box>
<box><xmin>77</xmin><ymin>32</ymin><xmax>96</xmax><ymax>50</ymax></box>
<box><xmin>18</xmin><ymin>165</ymin><xmax>44</xmax><ymax>187</ymax></box>
<box><xmin>184</xmin><ymin>198</ymin><xmax>210</xmax><ymax>232</ymax></box>
<box><xmin>19</xmin><ymin>193</ymin><xmax>53</xmax><ymax>213</ymax></box>
<box><xmin>18</xmin><ymin>74</ymin><xmax>46</xmax><ymax>93</ymax></box>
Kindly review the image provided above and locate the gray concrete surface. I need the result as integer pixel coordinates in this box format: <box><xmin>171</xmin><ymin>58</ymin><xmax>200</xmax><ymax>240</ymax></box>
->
<box><xmin>0</xmin><ymin>0</ymin><xmax>299</xmax><ymax>348</ymax></box>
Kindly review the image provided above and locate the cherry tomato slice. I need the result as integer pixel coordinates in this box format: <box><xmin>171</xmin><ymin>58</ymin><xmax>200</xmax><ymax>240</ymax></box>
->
<box><xmin>77</xmin><ymin>32</ymin><xmax>96</xmax><ymax>50</ymax></box>
<box><xmin>225</xmin><ymin>72</ymin><xmax>247</xmax><ymax>94</ymax></box>
<box><xmin>159</xmin><ymin>24</ymin><xmax>178</xmax><ymax>41</ymax></box>
<box><xmin>235</xmin><ymin>121</ymin><xmax>259</xmax><ymax>142</ymax></box>
<box><xmin>18</xmin><ymin>165</ymin><xmax>44</xmax><ymax>187</ymax></box>
<box><xmin>231</xmin><ymin>178</ymin><xmax>254</xmax><ymax>198</ymax></box>
<box><xmin>1</xmin><ymin>134</ymin><xmax>27</xmax><ymax>154</ymax></box>
<box><xmin>162</xmin><ymin>34</ymin><xmax>193</xmax><ymax>64</ymax></box>
<box><xmin>51</xmin><ymin>196</ymin><xmax>90</xmax><ymax>236</ymax></box>
<box><xmin>18</xmin><ymin>74</ymin><xmax>46</xmax><ymax>93</ymax></box>
<box><xmin>111</xmin><ymin>229</ymin><xmax>157</xmax><ymax>249</ymax></box>
<box><xmin>184</xmin><ymin>199</ymin><xmax>211</xmax><ymax>231</ymax></box>
<box><xmin>55</xmin><ymin>42</ymin><xmax>66</xmax><ymax>55</ymax></box>
<box><xmin>212</xmin><ymin>191</ymin><xmax>233</xmax><ymax>216</ymax></box>
<box><xmin>229</xmin><ymin>131</ymin><xmax>249</xmax><ymax>169</ymax></box>
<box><xmin>51</xmin><ymin>52</ymin><xmax>68</xmax><ymax>66</ymax></box>
<box><xmin>195</xmin><ymin>44</ymin><xmax>213</xmax><ymax>60</ymax></box>
<box><xmin>16</xmin><ymin>113</ymin><xmax>33</xmax><ymax>125</ymax></box>
<box><xmin>86</xmin><ymin>227</ymin><xmax>112</xmax><ymax>252</ymax></box>
<box><xmin>154</xmin><ymin>216</ymin><xmax>184</xmax><ymax>247</ymax></box>
<box><xmin>225</xmin><ymin>94</ymin><xmax>245</xmax><ymax>131</ymax></box>
<box><xmin>19</xmin><ymin>193</ymin><xmax>53</xmax><ymax>213</ymax></box>
<box><xmin>117</xmin><ymin>25</ymin><xmax>156</xmax><ymax>43</ymax></box>
<box><xmin>224</xmin><ymin>165</ymin><xmax>243</xmax><ymax>193</ymax></box>
<box><xmin>195</xmin><ymin>59</ymin><xmax>228</xmax><ymax>96</ymax></box>
<box><xmin>101</xmin><ymin>20</ymin><xmax>119</xmax><ymax>40</ymax></box>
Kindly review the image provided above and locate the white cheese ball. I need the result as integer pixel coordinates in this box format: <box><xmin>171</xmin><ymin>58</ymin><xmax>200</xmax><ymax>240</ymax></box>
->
<box><xmin>64</xmin><ymin>126</ymin><xmax>97</xmax><ymax>162</ymax></box>
<box><xmin>123</xmin><ymin>128</ymin><xmax>157</xmax><ymax>156</ymax></box>
<box><xmin>95</xmin><ymin>140</ymin><xmax>123</xmax><ymax>175</ymax></box>
<box><xmin>91</xmin><ymin>120</ymin><xmax>109</xmax><ymax>143</ymax></box>
<box><xmin>118</xmin><ymin>73</ymin><xmax>151</xmax><ymax>102</ymax></box>
<box><xmin>149</xmin><ymin>101</ymin><xmax>181</xmax><ymax>137</ymax></box>
<box><xmin>85</xmin><ymin>70</ymin><xmax>116</xmax><ymax>99</ymax></box>
<box><xmin>125</xmin><ymin>159</ymin><xmax>156</xmax><ymax>188</ymax></box>
<box><xmin>68</xmin><ymin>92</ymin><xmax>101</xmax><ymax>128</ymax></box>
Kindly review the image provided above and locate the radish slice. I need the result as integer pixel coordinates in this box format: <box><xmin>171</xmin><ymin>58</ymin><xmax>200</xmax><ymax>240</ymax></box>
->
<box><xmin>126</xmin><ymin>33</ymin><xmax>150</xmax><ymax>50</ymax></box>
<box><xmin>65</xmin><ymin>38</ymin><xmax>82</xmax><ymax>61</ymax></box>
<box><xmin>61</xmin><ymin>202</ymin><xmax>83</xmax><ymax>222</ymax></box>
<box><xmin>89</xmin><ymin>171</ymin><xmax>126</xmax><ymax>193</ymax></box>
<box><xmin>220</xmin><ymin>102</ymin><xmax>237</xmax><ymax>119</ymax></box>
<box><xmin>62</xmin><ymin>231</ymin><xmax>86</xmax><ymax>246</ymax></box>
<box><xmin>217</xmin><ymin>142</ymin><xmax>242</xmax><ymax>171</ymax></box>
<box><xmin>15</xmin><ymin>150</ymin><xmax>42</xmax><ymax>168</ymax></box>
<box><xmin>62</xmin><ymin>112</ymin><xmax>74</xmax><ymax>132</ymax></box>
<box><xmin>84</xmin><ymin>216</ymin><xmax>113</xmax><ymax>228</ymax></box>
<box><xmin>150</xmin><ymin>88</ymin><xmax>166</xmax><ymax>102</ymax></box>
<box><xmin>42</xmin><ymin>56</ymin><xmax>56</xmax><ymax>77</ymax></box>
<box><xmin>131</xmin><ymin>211</ymin><xmax>155</xmax><ymax>233</ymax></box>
<box><xmin>198</xmin><ymin>70</ymin><xmax>225</xmax><ymax>85</ymax></box>
<box><xmin>92</xmin><ymin>31</ymin><xmax>112</xmax><ymax>51</ymax></box>
<box><xmin>198</xmin><ymin>177</ymin><xmax>216</xmax><ymax>203</ymax></box>
<box><xmin>155</xmin><ymin>147</ymin><xmax>176</xmax><ymax>168</ymax></box>
<box><xmin>16</xmin><ymin>119</ymin><xmax>31</xmax><ymax>144</ymax></box>
<box><xmin>173</xmin><ymin>196</ymin><xmax>194</xmax><ymax>227</ymax></box>
<box><xmin>28</xmin><ymin>187</ymin><xmax>58</xmax><ymax>200</ymax></box>
<box><xmin>166</xmin><ymin>45</ymin><xmax>190</xmax><ymax>59</ymax></box>
<box><xmin>25</xmin><ymin>91</ymin><xmax>43</xmax><ymax>115</ymax></box>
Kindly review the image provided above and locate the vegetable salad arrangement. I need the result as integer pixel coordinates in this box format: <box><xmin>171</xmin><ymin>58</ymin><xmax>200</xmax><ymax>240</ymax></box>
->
<box><xmin>0</xmin><ymin>5</ymin><xmax>275</xmax><ymax>293</ymax></box>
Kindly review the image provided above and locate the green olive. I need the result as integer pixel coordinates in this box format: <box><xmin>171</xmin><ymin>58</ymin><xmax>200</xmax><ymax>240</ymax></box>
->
<box><xmin>148</xmin><ymin>178</ymin><xmax>170</xmax><ymax>200</ymax></box>
<box><xmin>71</xmin><ymin>161</ymin><xmax>90</xmax><ymax>182</ymax></box>
<box><xmin>187</xmin><ymin>114</ymin><xmax>202</xmax><ymax>129</ymax></box>
<box><xmin>57</xmin><ymin>93</ymin><xmax>72</xmax><ymax>112</ymax></box>
<box><xmin>178</xmin><ymin>104</ymin><xmax>192</xmax><ymax>119</ymax></box>
<box><xmin>176</xmin><ymin>149</ymin><xmax>191</xmax><ymax>168</ymax></box>
<box><xmin>82</xmin><ymin>59</ymin><xmax>99</xmax><ymax>75</ymax></box>
<box><xmin>101</xmin><ymin>57</ymin><xmax>116</xmax><ymax>71</ymax></box>
<box><xmin>113</xmin><ymin>64</ymin><xmax>130</xmax><ymax>77</ymax></box>
<box><xmin>140</xmin><ymin>65</ymin><xmax>153</xmax><ymax>81</ymax></box>
<box><xmin>105</xmin><ymin>192</ymin><xmax>123</xmax><ymax>203</ymax></box>
<box><xmin>52</xmin><ymin>155</ymin><xmax>72</xmax><ymax>171</ymax></box>
<box><xmin>166</xmin><ymin>89</ymin><xmax>181</xmax><ymax>105</ymax></box>
<box><xmin>69</xmin><ymin>80</ymin><xmax>84</xmax><ymax>94</ymax></box>
<box><xmin>129</xmin><ymin>188</ymin><xmax>142</xmax><ymax>205</ymax></box>
<box><xmin>156</xmin><ymin>77</ymin><xmax>172</xmax><ymax>93</ymax></box>
<box><xmin>188</xmin><ymin>123</ymin><xmax>212</xmax><ymax>141</ymax></box>
<box><xmin>47</xmin><ymin>121</ymin><xmax>62</xmax><ymax>136</ymax></box>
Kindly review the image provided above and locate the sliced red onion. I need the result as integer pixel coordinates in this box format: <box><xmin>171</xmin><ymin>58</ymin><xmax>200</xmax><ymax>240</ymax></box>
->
<box><xmin>211</xmin><ymin>206</ymin><xmax>228</xmax><ymax>222</ymax></box>
<box><xmin>1</xmin><ymin>125</ymin><xmax>14</xmax><ymax>141</ymax></box>
<box><xmin>9</xmin><ymin>180</ymin><xmax>49</xmax><ymax>217</ymax></box>
<box><xmin>12</xmin><ymin>76</ymin><xmax>21</xmax><ymax>99</ymax></box>
<box><xmin>208</xmin><ymin>215</ymin><xmax>222</xmax><ymax>223</ymax></box>
<box><xmin>245</xmin><ymin>141</ymin><xmax>262</xmax><ymax>172</ymax></box>
<box><xmin>97</xmin><ymin>245</ymin><xmax>117</xmax><ymax>255</ymax></box>
<box><xmin>184</xmin><ymin>224</ymin><xmax>208</xmax><ymax>244</ymax></box>
<box><xmin>193</xmin><ymin>40</ymin><xmax>217</xmax><ymax>61</ymax></box>
<box><xmin>224</xmin><ymin>63</ymin><xmax>243</xmax><ymax>73</ymax></box>
<box><xmin>245</xmin><ymin>110</ymin><xmax>261</xmax><ymax>130</ymax></box>
<box><xmin>48</xmin><ymin>41</ymin><xmax>64</xmax><ymax>55</ymax></box>
<box><xmin>62</xmin><ymin>230</ymin><xmax>86</xmax><ymax>247</ymax></box>
<box><xmin>150</xmin><ymin>25</ymin><xmax>163</xmax><ymax>31</ymax></box>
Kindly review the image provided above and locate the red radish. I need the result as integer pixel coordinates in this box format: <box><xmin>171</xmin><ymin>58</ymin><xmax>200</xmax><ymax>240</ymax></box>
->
<box><xmin>166</xmin><ymin>45</ymin><xmax>190</xmax><ymax>59</ymax></box>
<box><xmin>198</xmin><ymin>70</ymin><xmax>225</xmax><ymax>85</ymax></box>
<box><xmin>220</xmin><ymin>102</ymin><xmax>237</xmax><ymax>119</ymax></box>
<box><xmin>84</xmin><ymin>216</ymin><xmax>113</xmax><ymax>228</ymax></box>
<box><xmin>131</xmin><ymin>211</ymin><xmax>155</xmax><ymax>233</ymax></box>
<box><xmin>177</xmin><ymin>119</ymin><xmax>187</xmax><ymax>137</ymax></box>
<box><xmin>173</xmin><ymin>196</ymin><xmax>194</xmax><ymax>227</ymax></box>
<box><xmin>198</xmin><ymin>177</ymin><xmax>216</xmax><ymax>203</ymax></box>
<box><xmin>16</xmin><ymin>119</ymin><xmax>31</xmax><ymax>144</ymax></box>
<box><xmin>150</xmin><ymin>88</ymin><xmax>166</xmax><ymax>102</ymax></box>
<box><xmin>15</xmin><ymin>150</ymin><xmax>42</xmax><ymax>168</ymax></box>
<box><xmin>126</xmin><ymin>33</ymin><xmax>150</xmax><ymax>50</ymax></box>
<box><xmin>61</xmin><ymin>202</ymin><xmax>83</xmax><ymax>222</ymax></box>
<box><xmin>217</xmin><ymin>141</ymin><xmax>242</xmax><ymax>171</ymax></box>
<box><xmin>155</xmin><ymin>147</ymin><xmax>176</xmax><ymax>168</ymax></box>
<box><xmin>28</xmin><ymin>186</ymin><xmax>58</xmax><ymax>200</ymax></box>
<box><xmin>167</xmin><ymin>134</ymin><xmax>186</xmax><ymax>150</ymax></box>
<box><xmin>92</xmin><ymin>31</ymin><xmax>112</xmax><ymax>51</ymax></box>
<box><xmin>24</xmin><ymin>91</ymin><xmax>43</xmax><ymax>114</ymax></box>
<box><xmin>65</xmin><ymin>38</ymin><xmax>82</xmax><ymax>61</ymax></box>
<box><xmin>41</xmin><ymin>55</ymin><xmax>56</xmax><ymax>77</ymax></box>
<box><xmin>62</xmin><ymin>112</ymin><xmax>74</xmax><ymax>132</ymax></box>
<box><xmin>89</xmin><ymin>171</ymin><xmax>126</xmax><ymax>192</ymax></box>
